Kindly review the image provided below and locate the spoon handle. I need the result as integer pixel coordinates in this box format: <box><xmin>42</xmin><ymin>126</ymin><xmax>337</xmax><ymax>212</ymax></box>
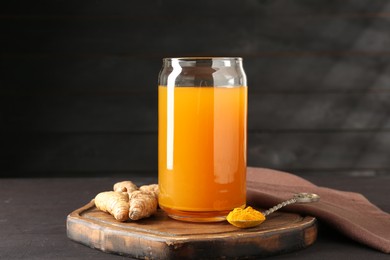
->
<box><xmin>261</xmin><ymin>193</ymin><xmax>320</xmax><ymax>217</ymax></box>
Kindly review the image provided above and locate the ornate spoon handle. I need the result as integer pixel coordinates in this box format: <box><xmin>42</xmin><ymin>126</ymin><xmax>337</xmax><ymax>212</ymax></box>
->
<box><xmin>262</xmin><ymin>193</ymin><xmax>320</xmax><ymax>217</ymax></box>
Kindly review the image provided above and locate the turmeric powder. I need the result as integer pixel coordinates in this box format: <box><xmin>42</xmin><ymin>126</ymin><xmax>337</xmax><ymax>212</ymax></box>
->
<box><xmin>94</xmin><ymin>191</ymin><xmax>129</xmax><ymax>222</ymax></box>
<box><xmin>226</xmin><ymin>206</ymin><xmax>265</xmax><ymax>228</ymax></box>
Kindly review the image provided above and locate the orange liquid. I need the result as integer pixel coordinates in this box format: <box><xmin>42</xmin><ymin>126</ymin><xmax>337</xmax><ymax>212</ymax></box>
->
<box><xmin>158</xmin><ymin>85</ymin><xmax>247</xmax><ymax>221</ymax></box>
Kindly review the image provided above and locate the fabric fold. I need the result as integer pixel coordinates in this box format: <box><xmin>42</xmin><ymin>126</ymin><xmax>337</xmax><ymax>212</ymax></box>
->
<box><xmin>246</xmin><ymin>167</ymin><xmax>390</xmax><ymax>253</ymax></box>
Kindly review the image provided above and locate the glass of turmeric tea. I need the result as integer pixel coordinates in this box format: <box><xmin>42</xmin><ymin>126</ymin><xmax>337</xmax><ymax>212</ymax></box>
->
<box><xmin>158</xmin><ymin>57</ymin><xmax>247</xmax><ymax>222</ymax></box>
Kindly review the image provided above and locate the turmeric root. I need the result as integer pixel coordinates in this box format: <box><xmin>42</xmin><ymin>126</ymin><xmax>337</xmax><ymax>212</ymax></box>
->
<box><xmin>113</xmin><ymin>181</ymin><xmax>138</xmax><ymax>193</ymax></box>
<box><xmin>94</xmin><ymin>191</ymin><xmax>130</xmax><ymax>222</ymax></box>
<box><xmin>95</xmin><ymin>181</ymin><xmax>158</xmax><ymax>221</ymax></box>
<box><xmin>139</xmin><ymin>184</ymin><xmax>159</xmax><ymax>198</ymax></box>
<box><xmin>128</xmin><ymin>190</ymin><xmax>158</xmax><ymax>220</ymax></box>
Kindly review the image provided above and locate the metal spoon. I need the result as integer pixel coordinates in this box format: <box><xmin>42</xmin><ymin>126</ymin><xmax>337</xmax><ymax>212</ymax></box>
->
<box><xmin>228</xmin><ymin>193</ymin><xmax>320</xmax><ymax>228</ymax></box>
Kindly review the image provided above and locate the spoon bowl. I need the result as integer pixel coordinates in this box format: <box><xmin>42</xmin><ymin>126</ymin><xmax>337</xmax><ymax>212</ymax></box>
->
<box><xmin>227</xmin><ymin>193</ymin><xmax>320</xmax><ymax>228</ymax></box>
<box><xmin>228</xmin><ymin>219</ymin><xmax>265</xmax><ymax>228</ymax></box>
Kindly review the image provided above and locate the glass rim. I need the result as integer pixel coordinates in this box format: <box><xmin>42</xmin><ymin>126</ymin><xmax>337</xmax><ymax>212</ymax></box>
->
<box><xmin>163</xmin><ymin>57</ymin><xmax>243</xmax><ymax>62</ymax></box>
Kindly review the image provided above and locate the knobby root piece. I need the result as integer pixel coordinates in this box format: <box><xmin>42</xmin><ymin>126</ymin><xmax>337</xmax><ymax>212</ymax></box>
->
<box><xmin>113</xmin><ymin>181</ymin><xmax>138</xmax><ymax>193</ymax></box>
<box><xmin>94</xmin><ymin>191</ymin><xmax>130</xmax><ymax>221</ymax></box>
<box><xmin>128</xmin><ymin>190</ymin><xmax>158</xmax><ymax>220</ymax></box>
<box><xmin>139</xmin><ymin>184</ymin><xmax>159</xmax><ymax>198</ymax></box>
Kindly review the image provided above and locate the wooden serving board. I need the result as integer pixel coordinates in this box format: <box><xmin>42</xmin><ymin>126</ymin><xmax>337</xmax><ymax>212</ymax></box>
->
<box><xmin>67</xmin><ymin>201</ymin><xmax>317</xmax><ymax>259</ymax></box>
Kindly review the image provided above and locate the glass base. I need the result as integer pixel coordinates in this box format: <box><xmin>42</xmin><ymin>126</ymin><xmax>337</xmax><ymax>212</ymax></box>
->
<box><xmin>160</xmin><ymin>204</ymin><xmax>245</xmax><ymax>223</ymax></box>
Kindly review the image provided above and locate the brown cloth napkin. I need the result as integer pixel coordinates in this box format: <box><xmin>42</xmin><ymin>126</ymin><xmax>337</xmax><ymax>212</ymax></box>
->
<box><xmin>246</xmin><ymin>167</ymin><xmax>390</xmax><ymax>253</ymax></box>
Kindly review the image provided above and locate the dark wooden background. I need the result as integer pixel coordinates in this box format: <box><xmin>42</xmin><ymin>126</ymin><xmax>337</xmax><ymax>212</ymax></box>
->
<box><xmin>1</xmin><ymin>0</ymin><xmax>390</xmax><ymax>178</ymax></box>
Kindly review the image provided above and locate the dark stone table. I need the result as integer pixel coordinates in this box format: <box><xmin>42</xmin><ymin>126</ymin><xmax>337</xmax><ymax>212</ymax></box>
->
<box><xmin>1</xmin><ymin>175</ymin><xmax>389</xmax><ymax>259</ymax></box>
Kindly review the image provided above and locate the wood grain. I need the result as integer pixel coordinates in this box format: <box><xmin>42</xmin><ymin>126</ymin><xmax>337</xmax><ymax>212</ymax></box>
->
<box><xmin>2</xmin><ymin>93</ymin><xmax>389</xmax><ymax>132</ymax></box>
<box><xmin>2</xmin><ymin>0</ymin><xmax>389</xmax><ymax>16</ymax></box>
<box><xmin>3</xmin><ymin>3</ymin><xmax>390</xmax><ymax>55</ymax></box>
<box><xmin>67</xmin><ymin>201</ymin><xmax>317</xmax><ymax>259</ymax></box>
<box><xmin>2</xmin><ymin>56</ymin><xmax>390</xmax><ymax>93</ymax></box>
<box><xmin>2</xmin><ymin>132</ymin><xmax>390</xmax><ymax>176</ymax></box>
<box><xmin>2</xmin><ymin>0</ymin><xmax>390</xmax><ymax>177</ymax></box>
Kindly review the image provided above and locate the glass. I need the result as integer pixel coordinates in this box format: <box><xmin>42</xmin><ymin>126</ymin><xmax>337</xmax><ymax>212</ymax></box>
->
<box><xmin>158</xmin><ymin>57</ymin><xmax>247</xmax><ymax>222</ymax></box>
